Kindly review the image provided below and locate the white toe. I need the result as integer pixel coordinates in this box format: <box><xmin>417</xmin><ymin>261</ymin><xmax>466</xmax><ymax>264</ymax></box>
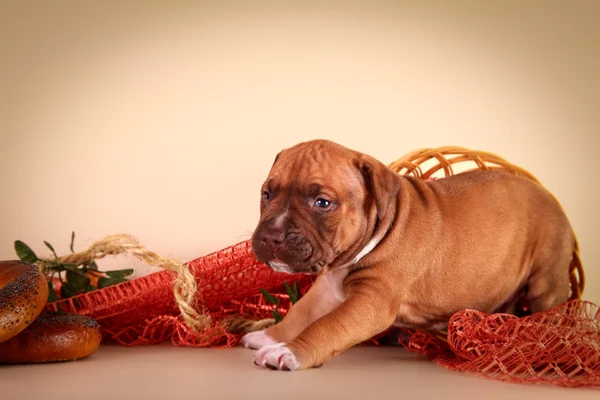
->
<box><xmin>253</xmin><ymin>343</ymin><xmax>301</xmax><ymax>371</ymax></box>
<box><xmin>240</xmin><ymin>330</ymin><xmax>278</xmax><ymax>349</ymax></box>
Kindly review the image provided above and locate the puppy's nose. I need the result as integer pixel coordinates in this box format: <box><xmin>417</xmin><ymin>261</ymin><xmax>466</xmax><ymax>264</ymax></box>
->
<box><xmin>260</xmin><ymin>228</ymin><xmax>286</xmax><ymax>252</ymax></box>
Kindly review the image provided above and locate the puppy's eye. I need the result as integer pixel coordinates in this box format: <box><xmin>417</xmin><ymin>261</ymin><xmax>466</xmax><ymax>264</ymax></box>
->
<box><xmin>262</xmin><ymin>191</ymin><xmax>271</xmax><ymax>201</ymax></box>
<box><xmin>314</xmin><ymin>198</ymin><xmax>330</xmax><ymax>208</ymax></box>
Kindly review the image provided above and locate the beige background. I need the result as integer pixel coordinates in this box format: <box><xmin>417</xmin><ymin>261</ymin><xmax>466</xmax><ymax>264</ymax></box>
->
<box><xmin>0</xmin><ymin>0</ymin><xmax>598</xmax><ymax>309</ymax></box>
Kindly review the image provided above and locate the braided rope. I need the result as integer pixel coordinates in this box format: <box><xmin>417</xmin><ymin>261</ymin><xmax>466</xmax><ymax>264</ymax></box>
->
<box><xmin>37</xmin><ymin>234</ymin><xmax>211</xmax><ymax>331</ymax></box>
<box><xmin>220</xmin><ymin>317</ymin><xmax>276</xmax><ymax>334</ymax></box>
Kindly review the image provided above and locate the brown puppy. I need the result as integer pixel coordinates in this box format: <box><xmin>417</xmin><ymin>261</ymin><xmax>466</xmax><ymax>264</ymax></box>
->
<box><xmin>241</xmin><ymin>140</ymin><xmax>574</xmax><ymax>371</ymax></box>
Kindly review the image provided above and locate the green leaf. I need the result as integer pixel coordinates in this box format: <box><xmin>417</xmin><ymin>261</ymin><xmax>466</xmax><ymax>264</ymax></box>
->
<box><xmin>14</xmin><ymin>240</ymin><xmax>38</xmax><ymax>263</ymax></box>
<box><xmin>84</xmin><ymin>285</ymin><xmax>96</xmax><ymax>293</ymax></box>
<box><xmin>97</xmin><ymin>276</ymin><xmax>127</xmax><ymax>289</ymax></box>
<box><xmin>105</xmin><ymin>269</ymin><xmax>134</xmax><ymax>278</ymax></box>
<box><xmin>47</xmin><ymin>282</ymin><xmax>59</xmax><ymax>302</ymax></box>
<box><xmin>284</xmin><ymin>282</ymin><xmax>297</xmax><ymax>304</ymax></box>
<box><xmin>294</xmin><ymin>281</ymin><xmax>302</xmax><ymax>301</ymax></box>
<box><xmin>272</xmin><ymin>310</ymin><xmax>283</xmax><ymax>323</ymax></box>
<box><xmin>66</xmin><ymin>270</ymin><xmax>90</xmax><ymax>290</ymax></box>
<box><xmin>61</xmin><ymin>264</ymin><xmax>81</xmax><ymax>273</ymax></box>
<box><xmin>60</xmin><ymin>284</ymin><xmax>77</xmax><ymax>299</ymax></box>
<box><xmin>70</xmin><ymin>231</ymin><xmax>76</xmax><ymax>253</ymax></box>
<box><xmin>44</xmin><ymin>241</ymin><xmax>61</xmax><ymax>262</ymax></box>
<box><xmin>260</xmin><ymin>288</ymin><xmax>280</xmax><ymax>305</ymax></box>
<box><xmin>87</xmin><ymin>260</ymin><xmax>98</xmax><ymax>270</ymax></box>
<box><xmin>43</xmin><ymin>241</ymin><xmax>55</xmax><ymax>253</ymax></box>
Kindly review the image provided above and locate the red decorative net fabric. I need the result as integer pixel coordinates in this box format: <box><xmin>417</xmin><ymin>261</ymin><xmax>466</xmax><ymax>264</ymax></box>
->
<box><xmin>44</xmin><ymin>239</ymin><xmax>599</xmax><ymax>387</ymax></box>
<box><xmin>44</xmin><ymin>241</ymin><xmax>314</xmax><ymax>347</ymax></box>
<box><xmin>401</xmin><ymin>301</ymin><xmax>600</xmax><ymax>387</ymax></box>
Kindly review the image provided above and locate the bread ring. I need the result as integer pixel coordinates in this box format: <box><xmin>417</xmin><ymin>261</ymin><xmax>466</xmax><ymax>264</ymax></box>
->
<box><xmin>0</xmin><ymin>260</ymin><xmax>48</xmax><ymax>343</ymax></box>
<box><xmin>0</xmin><ymin>312</ymin><xmax>102</xmax><ymax>363</ymax></box>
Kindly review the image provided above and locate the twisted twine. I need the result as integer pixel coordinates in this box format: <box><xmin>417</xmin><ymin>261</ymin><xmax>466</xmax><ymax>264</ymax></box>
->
<box><xmin>220</xmin><ymin>317</ymin><xmax>276</xmax><ymax>334</ymax></box>
<box><xmin>37</xmin><ymin>234</ymin><xmax>212</xmax><ymax>331</ymax></box>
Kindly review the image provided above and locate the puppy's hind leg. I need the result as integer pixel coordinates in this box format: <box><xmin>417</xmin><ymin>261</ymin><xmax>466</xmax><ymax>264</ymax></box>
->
<box><xmin>525</xmin><ymin>235</ymin><xmax>573</xmax><ymax>314</ymax></box>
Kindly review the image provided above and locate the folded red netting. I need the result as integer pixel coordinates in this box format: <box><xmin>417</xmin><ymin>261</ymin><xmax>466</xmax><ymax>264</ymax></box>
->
<box><xmin>401</xmin><ymin>300</ymin><xmax>600</xmax><ymax>387</ymax></box>
<box><xmin>44</xmin><ymin>239</ymin><xmax>599</xmax><ymax>387</ymax></box>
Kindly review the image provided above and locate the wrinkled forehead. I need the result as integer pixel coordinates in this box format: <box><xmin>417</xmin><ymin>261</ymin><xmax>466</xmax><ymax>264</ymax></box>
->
<box><xmin>266</xmin><ymin>144</ymin><xmax>364</xmax><ymax>196</ymax></box>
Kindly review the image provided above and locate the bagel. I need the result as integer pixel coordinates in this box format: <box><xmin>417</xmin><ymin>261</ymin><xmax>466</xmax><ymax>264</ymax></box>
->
<box><xmin>0</xmin><ymin>260</ymin><xmax>48</xmax><ymax>343</ymax></box>
<box><xmin>0</xmin><ymin>312</ymin><xmax>102</xmax><ymax>363</ymax></box>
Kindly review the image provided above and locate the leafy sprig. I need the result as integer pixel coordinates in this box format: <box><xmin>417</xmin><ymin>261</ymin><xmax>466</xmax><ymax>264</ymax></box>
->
<box><xmin>260</xmin><ymin>281</ymin><xmax>302</xmax><ymax>323</ymax></box>
<box><xmin>14</xmin><ymin>231</ymin><xmax>134</xmax><ymax>302</ymax></box>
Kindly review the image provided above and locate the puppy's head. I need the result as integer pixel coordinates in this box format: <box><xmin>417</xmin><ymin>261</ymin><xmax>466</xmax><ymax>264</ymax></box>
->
<box><xmin>251</xmin><ymin>140</ymin><xmax>400</xmax><ymax>274</ymax></box>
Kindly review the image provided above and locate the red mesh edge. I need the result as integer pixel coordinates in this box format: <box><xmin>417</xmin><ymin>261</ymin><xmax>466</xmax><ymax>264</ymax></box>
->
<box><xmin>44</xmin><ymin>240</ymin><xmax>600</xmax><ymax>387</ymax></box>
<box><xmin>400</xmin><ymin>300</ymin><xmax>600</xmax><ymax>387</ymax></box>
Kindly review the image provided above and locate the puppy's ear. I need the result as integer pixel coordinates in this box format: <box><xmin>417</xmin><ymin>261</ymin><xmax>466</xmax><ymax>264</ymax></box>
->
<box><xmin>267</xmin><ymin>149</ymin><xmax>288</xmax><ymax>180</ymax></box>
<box><xmin>271</xmin><ymin>152</ymin><xmax>281</xmax><ymax>168</ymax></box>
<box><xmin>269</xmin><ymin>150</ymin><xmax>285</xmax><ymax>171</ymax></box>
<box><xmin>272</xmin><ymin>151</ymin><xmax>281</xmax><ymax>167</ymax></box>
<box><xmin>355</xmin><ymin>156</ymin><xmax>400</xmax><ymax>220</ymax></box>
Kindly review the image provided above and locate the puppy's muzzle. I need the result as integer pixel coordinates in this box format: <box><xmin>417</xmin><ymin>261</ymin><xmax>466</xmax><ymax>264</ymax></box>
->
<box><xmin>251</xmin><ymin>220</ymin><xmax>316</xmax><ymax>273</ymax></box>
<box><xmin>259</xmin><ymin>226</ymin><xmax>286</xmax><ymax>253</ymax></box>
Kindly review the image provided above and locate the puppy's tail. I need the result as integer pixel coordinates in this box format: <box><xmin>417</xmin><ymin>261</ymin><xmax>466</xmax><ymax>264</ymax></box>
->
<box><xmin>569</xmin><ymin>237</ymin><xmax>585</xmax><ymax>299</ymax></box>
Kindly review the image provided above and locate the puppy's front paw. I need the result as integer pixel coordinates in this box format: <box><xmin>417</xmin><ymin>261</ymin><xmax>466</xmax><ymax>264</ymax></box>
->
<box><xmin>253</xmin><ymin>343</ymin><xmax>301</xmax><ymax>371</ymax></box>
<box><xmin>240</xmin><ymin>329</ymin><xmax>278</xmax><ymax>350</ymax></box>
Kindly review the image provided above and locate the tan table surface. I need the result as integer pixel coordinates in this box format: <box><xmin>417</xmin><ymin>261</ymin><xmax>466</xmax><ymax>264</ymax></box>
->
<box><xmin>0</xmin><ymin>343</ymin><xmax>597</xmax><ymax>399</ymax></box>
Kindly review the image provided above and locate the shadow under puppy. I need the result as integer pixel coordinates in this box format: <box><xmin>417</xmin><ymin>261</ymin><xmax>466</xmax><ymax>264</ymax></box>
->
<box><xmin>241</xmin><ymin>139</ymin><xmax>574</xmax><ymax>371</ymax></box>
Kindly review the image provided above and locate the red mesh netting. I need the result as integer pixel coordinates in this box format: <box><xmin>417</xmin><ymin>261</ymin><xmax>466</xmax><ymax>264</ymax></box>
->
<box><xmin>400</xmin><ymin>301</ymin><xmax>600</xmax><ymax>387</ymax></box>
<box><xmin>43</xmin><ymin>238</ymin><xmax>600</xmax><ymax>387</ymax></box>
<box><xmin>44</xmin><ymin>240</ymin><xmax>313</xmax><ymax>347</ymax></box>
